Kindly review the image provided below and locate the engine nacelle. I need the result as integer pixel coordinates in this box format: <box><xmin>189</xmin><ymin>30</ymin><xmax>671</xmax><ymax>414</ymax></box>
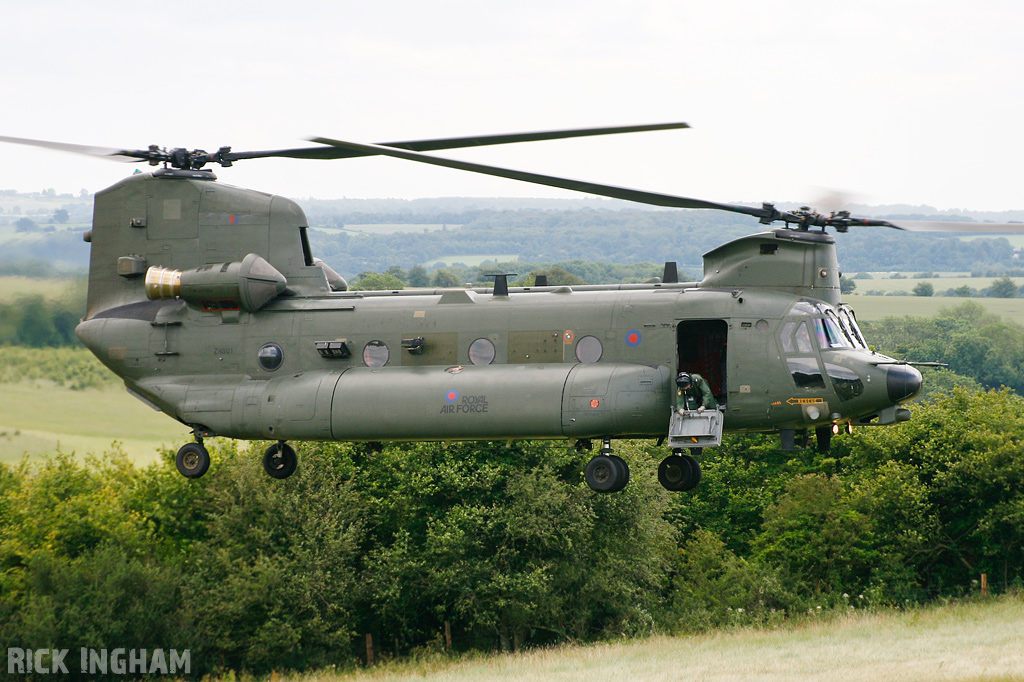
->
<box><xmin>145</xmin><ymin>252</ymin><xmax>287</xmax><ymax>312</ymax></box>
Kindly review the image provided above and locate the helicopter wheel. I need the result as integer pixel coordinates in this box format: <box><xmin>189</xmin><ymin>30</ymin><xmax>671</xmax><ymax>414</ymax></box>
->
<box><xmin>176</xmin><ymin>442</ymin><xmax>210</xmax><ymax>479</ymax></box>
<box><xmin>263</xmin><ymin>442</ymin><xmax>298</xmax><ymax>479</ymax></box>
<box><xmin>585</xmin><ymin>454</ymin><xmax>629</xmax><ymax>493</ymax></box>
<box><xmin>658</xmin><ymin>453</ymin><xmax>701</xmax><ymax>492</ymax></box>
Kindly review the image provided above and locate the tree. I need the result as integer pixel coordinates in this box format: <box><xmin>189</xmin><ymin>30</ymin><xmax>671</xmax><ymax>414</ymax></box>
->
<box><xmin>985</xmin><ymin>276</ymin><xmax>1017</xmax><ymax>298</ymax></box>
<box><xmin>529</xmin><ymin>267</ymin><xmax>585</xmax><ymax>286</ymax></box>
<box><xmin>406</xmin><ymin>264</ymin><xmax>430</xmax><ymax>287</ymax></box>
<box><xmin>840</xmin><ymin>277</ymin><xmax>857</xmax><ymax>294</ymax></box>
<box><xmin>912</xmin><ymin>281</ymin><xmax>934</xmax><ymax>297</ymax></box>
<box><xmin>351</xmin><ymin>272</ymin><xmax>405</xmax><ymax>291</ymax></box>
<box><xmin>431</xmin><ymin>269</ymin><xmax>463</xmax><ymax>288</ymax></box>
<box><xmin>52</xmin><ymin>208</ymin><xmax>69</xmax><ymax>224</ymax></box>
<box><xmin>14</xmin><ymin>217</ymin><xmax>38</xmax><ymax>233</ymax></box>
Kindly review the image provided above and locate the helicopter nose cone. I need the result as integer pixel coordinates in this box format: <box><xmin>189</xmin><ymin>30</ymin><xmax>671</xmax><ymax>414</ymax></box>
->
<box><xmin>886</xmin><ymin>364</ymin><xmax>922</xmax><ymax>403</ymax></box>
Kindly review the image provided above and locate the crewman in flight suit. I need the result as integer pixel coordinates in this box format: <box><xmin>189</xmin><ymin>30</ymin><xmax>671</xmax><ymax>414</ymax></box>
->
<box><xmin>676</xmin><ymin>372</ymin><xmax>717</xmax><ymax>414</ymax></box>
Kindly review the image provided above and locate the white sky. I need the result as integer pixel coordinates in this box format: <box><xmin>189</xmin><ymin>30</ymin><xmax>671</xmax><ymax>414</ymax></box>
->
<box><xmin>1</xmin><ymin>0</ymin><xmax>1021</xmax><ymax>211</ymax></box>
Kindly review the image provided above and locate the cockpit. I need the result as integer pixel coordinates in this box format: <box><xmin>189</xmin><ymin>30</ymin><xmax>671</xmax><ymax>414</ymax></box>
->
<box><xmin>777</xmin><ymin>299</ymin><xmax>886</xmax><ymax>404</ymax></box>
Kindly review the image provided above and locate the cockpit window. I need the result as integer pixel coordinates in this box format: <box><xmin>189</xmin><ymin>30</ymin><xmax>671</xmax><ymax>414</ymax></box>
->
<box><xmin>825</xmin><ymin>362</ymin><xmax>864</xmax><ymax>401</ymax></box>
<box><xmin>815</xmin><ymin>317</ymin><xmax>852</xmax><ymax>349</ymax></box>
<box><xmin>790</xmin><ymin>300</ymin><xmax>820</xmax><ymax>315</ymax></box>
<box><xmin>837</xmin><ymin>305</ymin><xmax>869</xmax><ymax>349</ymax></box>
<box><xmin>780</xmin><ymin>320</ymin><xmax>813</xmax><ymax>353</ymax></box>
<box><xmin>787</xmin><ymin>357</ymin><xmax>825</xmax><ymax>389</ymax></box>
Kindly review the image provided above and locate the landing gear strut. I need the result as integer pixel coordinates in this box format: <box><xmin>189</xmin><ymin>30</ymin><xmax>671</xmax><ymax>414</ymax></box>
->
<box><xmin>584</xmin><ymin>439</ymin><xmax>630</xmax><ymax>493</ymax></box>
<box><xmin>263</xmin><ymin>441</ymin><xmax>298</xmax><ymax>479</ymax></box>
<box><xmin>175</xmin><ymin>439</ymin><xmax>210</xmax><ymax>479</ymax></box>
<box><xmin>658</xmin><ymin>449</ymin><xmax>701</xmax><ymax>492</ymax></box>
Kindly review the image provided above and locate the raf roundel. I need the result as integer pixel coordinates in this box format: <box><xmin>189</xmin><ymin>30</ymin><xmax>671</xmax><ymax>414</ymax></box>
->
<box><xmin>625</xmin><ymin>330</ymin><xmax>642</xmax><ymax>347</ymax></box>
<box><xmin>445</xmin><ymin>390</ymin><xmax>460</xmax><ymax>403</ymax></box>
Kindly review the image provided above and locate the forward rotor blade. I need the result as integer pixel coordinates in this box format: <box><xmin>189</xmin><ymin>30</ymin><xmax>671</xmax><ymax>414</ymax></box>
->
<box><xmin>309</xmin><ymin>136</ymin><xmax>767</xmax><ymax>218</ymax></box>
<box><xmin>0</xmin><ymin>135</ymin><xmax>142</xmax><ymax>162</ymax></box>
<box><xmin>230</xmin><ymin>122</ymin><xmax>691</xmax><ymax>162</ymax></box>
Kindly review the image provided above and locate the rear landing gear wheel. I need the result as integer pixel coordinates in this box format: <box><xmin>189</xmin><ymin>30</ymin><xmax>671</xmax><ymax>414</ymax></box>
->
<box><xmin>176</xmin><ymin>442</ymin><xmax>210</xmax><ymax>479</ymax></box>
<box><xmin>658</xmin><ymin>453</ymin><xmax>701</xmax><ymax>492</ymax></box>
<box><xmin>585</xmin><ymin>454</ymin><xmax>629</xmax><ymax>493</ymax></box>
<box><xmin>263</xmin><ymin>442</ymin><xmax>298</xmax><ymax>479</ymax></box>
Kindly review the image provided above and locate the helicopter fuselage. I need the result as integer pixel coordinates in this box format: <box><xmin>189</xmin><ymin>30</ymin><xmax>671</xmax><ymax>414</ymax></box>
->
<box><xmin>74</xmin><ymin>171</ymin><xmax>920</xmax><ymax>450</ymax></box>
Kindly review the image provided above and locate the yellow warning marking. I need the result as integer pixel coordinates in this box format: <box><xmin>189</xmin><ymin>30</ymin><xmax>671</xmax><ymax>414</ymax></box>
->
<box><xmin>786</xmin><ymin>397</ymin><xmax>826</xmax><ymax>405</ymax></box>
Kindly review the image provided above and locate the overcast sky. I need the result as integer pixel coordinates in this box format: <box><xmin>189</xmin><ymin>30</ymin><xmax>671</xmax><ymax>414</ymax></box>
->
<box><xmin>2</xmin><ymin>0</ymin><xmax>1021</xmax><ymax>211</ymax></box>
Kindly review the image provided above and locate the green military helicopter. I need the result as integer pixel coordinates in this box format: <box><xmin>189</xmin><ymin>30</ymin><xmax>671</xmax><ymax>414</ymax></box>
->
<box><xmin>4</xmin><ymin>124</ymin><xmax>1019</xmax><ymax>492</ymax></box>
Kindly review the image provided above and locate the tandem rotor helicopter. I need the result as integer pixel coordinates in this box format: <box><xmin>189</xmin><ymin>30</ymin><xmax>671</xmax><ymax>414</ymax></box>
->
<box><xmin>4</xmin><ymin>123</ymin><xmax>1021</xmax><ymax>493</ymax></box>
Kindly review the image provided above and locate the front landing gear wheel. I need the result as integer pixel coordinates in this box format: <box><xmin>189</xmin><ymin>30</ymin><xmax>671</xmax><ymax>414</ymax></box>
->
<box><xmin>585</xmin><ymin>454</ymin><xmax>629</xmax><ymax>493</ymax></box>
<box><xmin>176</xmin><ymin>442</ymin><xmax>210</xmax><ymax>479</ymax></box>
<box><xmin>263</xmin><ymin>442</ymin><xmax>298</xmax><ymax>479</ymax></box>
<box><xmin>658</xmin><ymin>454</ymin><xmax>701</xmax><ymax>492</ymax></box>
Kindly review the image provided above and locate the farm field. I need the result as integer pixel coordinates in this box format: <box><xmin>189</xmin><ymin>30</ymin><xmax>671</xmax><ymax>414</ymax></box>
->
<box><xmin>423</xmin><ymin>254</ymin><xmax>519</xmax><ymax>268</ymax></box>
<box><xmin>845</xmin><ymin>294</ymin><xmax>1024</xmax><ymax>324</ymax></box>
<box><xmin>321</xmin><ymin>224</ymin><xmax>461</xmax><ymax>234</ymax></box>
<box><xmin>0</xmin><ymin>274</ymin><xmax>82</xmax><ymax>302</ymax></box>
<box><xmin>0</xmin><ymin>381</ymin><xmax>188</xmax><ymax>465</ymax></box>
<box><xmin>850</xmin><ymin>275</ymin><xmax>1016</xmax><ymax>294</ymax></box>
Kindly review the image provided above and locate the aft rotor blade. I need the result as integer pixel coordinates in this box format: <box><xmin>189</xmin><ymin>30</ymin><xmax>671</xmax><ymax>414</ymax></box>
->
<box><xmin>0</xmin><ymin>135</ymin><xmax>141</xmax><ymax>162</ymax></box>
<box><xmin>229</xmin><ymin>122</ymin><xmax>692</xmax><ymax>162</ymax></box>
<box><xmin>883</xmin><ymin>219</ymin><xmax>1024</xmax><ymax>233</ymax></box>
<box><xmin>309</xmin><ymin>136</ymin><xmax>768</xmax><ymax>218</ymax></box>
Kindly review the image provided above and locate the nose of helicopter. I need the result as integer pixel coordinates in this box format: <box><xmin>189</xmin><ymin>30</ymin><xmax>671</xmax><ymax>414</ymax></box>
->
<box><xmin>886</xmin><ymin>364</ymin><xmax>923</xmax><ymax>403</ymax></box>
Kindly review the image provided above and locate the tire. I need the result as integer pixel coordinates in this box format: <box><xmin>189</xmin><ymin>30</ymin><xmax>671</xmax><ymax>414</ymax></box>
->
<box><xmin>263</xmin><ymin>442</ymin><xmax>298</xmax><ymax>479</ymax></box>
<box><xmin>680</xmin><ymin>454</ymin><xmax>702</xmax><ymax>491</ymax></box>
<box><xmin>658</xmin><ymin>454</ymin><xmax>693</xmax><ymax>492</ymax></box>
<box><xmin>176</xmin><ymin>442</ymin><xmax>210</xmax><ymax>479</ymax></box>
<box><xmin>585</xmin><ymin>455</ymin><xmax>626</xmax><ymax>493</ymax></box>
<box><xmin>608</xmin><ymin>454</ymin><xmax>630</xmax><ymax>492</ymax></box>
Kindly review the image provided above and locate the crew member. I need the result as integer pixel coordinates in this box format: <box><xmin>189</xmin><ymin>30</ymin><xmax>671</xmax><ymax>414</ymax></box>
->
<box><xmin>676</xmin><ymin>372</ymin><xmax>717</xmax><ymax>413</ymax></box>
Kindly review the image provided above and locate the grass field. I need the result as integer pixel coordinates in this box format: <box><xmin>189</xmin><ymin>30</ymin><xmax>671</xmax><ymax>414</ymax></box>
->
<box><xmin>423</xmin><ymin>254</ymin><xmax>519</xmax><ymax>268</ymax></box>
<box><xmin>0</xmin><ymin>381</ymin><xmax>189</xmax><ymax>465</ymax></box>
<box><xmin>283</xmin><ymin>597</ymin><xmax>1024</xmax><ymax>682</ymax></box>
<box><xmin>322</xmin><ymin>224</ymin><xmax>462</xmax><ymax>235</ymax></box>
<box><xmin>850</xmin><ymin>275</ymin><xmax>1016</xmax><ymax>295</ymax></box>
<box><xmin>0</xmin><ymin>274</ymin><xmax>82</xmax><ymax>302</ymax></box>
<box><xmin>844</xmin><ymin>294</ymin><xmax>1024</xmax><ymax>323</ymax></box>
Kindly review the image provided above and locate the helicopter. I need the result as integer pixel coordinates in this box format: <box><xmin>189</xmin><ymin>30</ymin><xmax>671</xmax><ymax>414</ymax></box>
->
<box><xmin>4</xmin><ymin>124</ymin><xmax>1021</xmax><ymax>493</ymax></box>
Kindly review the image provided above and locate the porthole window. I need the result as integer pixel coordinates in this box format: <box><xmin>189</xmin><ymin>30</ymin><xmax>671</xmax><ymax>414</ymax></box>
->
<box><xmin>257</xmin><ymin>343</ymin><xmax>284</xmax><ymax>371</ymax></box>
<box><xmin>575</xmin><ymin>335</ymin><xmax>603</xmax><ymax>363</ymax></box>
<box><xmin>468</xmin><ymin>337</ymin><xmax>496</xmax><ymax>365</ymax></box>
<box><xmin>362</xmin><ymin>340</ymin><xmax>390</xmax><ymax>367</ymax></box>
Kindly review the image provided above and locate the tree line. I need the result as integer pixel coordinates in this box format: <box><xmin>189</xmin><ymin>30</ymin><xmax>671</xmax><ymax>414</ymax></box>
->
<box><xmin>305</xmin><ymin>209</ymin><xmax>1019</xmax><ymax>277</ymax></box>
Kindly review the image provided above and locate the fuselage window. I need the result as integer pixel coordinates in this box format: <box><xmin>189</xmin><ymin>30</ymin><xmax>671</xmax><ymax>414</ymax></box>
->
<box><xmin>575</xmin><ymin>335</ymin><xmax>603</xmax><ymax>363</ymax></box>
<box><xmin>825</xmin><ymin>362</ymin><xmax>864</xmax><ymax>401</ymax></box>
<box><xmin>362</xmin><ymin>340</ymin><xmax>390</xmax><ymax>367</ymax></box>
<box><xmin>787</xmin><ymin>357</ymin><xmax>825</xmax><ymax>389</ymax></box>
<box><xmin>257</xmin><ymin>342</ymin><xmax>284</xmax><ymax>372</ymax></box>
<box><xmin>468</xmin><ymin>338</ymin><xmax>496</xmax><ymax>365</ymax></box>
